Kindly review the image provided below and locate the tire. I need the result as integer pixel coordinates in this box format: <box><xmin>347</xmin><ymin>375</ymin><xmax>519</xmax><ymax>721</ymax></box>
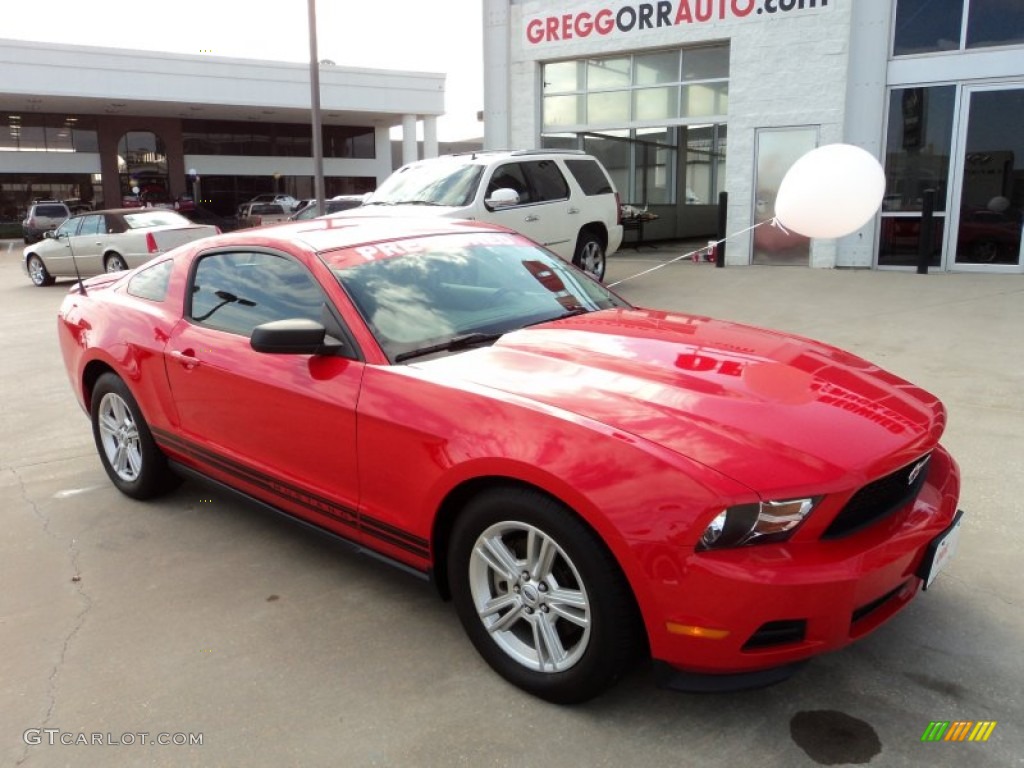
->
<box><xmin>572</xmin><ymin>230</ymin><xmax>607</xmax><ymax>282</ymax></box>
<box><xmin>105</xmin><ymin>253</ymin><xmax>128</xmax><ymax>273</ymax></box>
<box><xmin>90</xmin><ymin>373</ymin><xmax>179</xmax><ymax>499</ymax></box>
<box><xmin>448</xmin><ymin>486</ymin><xmax>640</xmax><ymax>704</ymax></box>
<box><xmin>26</xmin><ymin>254</ymin><xmax>55</xmax><ymax>287</ymax></box>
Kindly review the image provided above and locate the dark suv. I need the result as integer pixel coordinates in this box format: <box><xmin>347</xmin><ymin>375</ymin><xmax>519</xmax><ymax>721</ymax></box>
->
<box><xmin>22</xmin><ymin>201</ymin><xmax>71</xmax><ymax>244</ymax></box>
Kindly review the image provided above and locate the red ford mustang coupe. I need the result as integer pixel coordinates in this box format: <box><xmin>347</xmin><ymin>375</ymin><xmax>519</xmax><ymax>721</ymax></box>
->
<box><xmin>57</xmin><ymin>218</ymin><xmax>963</xmax><ymax>703</ymax></box>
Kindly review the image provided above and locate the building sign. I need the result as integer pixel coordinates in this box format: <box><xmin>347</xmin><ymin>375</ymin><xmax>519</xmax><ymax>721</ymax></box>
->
<box><xmin>525</xmin><ymin>0</ymin><xmax>831</xmax><ymax>44</ymax></box>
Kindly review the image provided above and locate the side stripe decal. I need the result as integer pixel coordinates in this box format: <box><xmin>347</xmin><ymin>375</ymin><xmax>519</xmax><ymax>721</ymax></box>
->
<box><xmin>152</xmin><ymin>427</ymin><xmax>430</xmax><ymax>559</ymax></box>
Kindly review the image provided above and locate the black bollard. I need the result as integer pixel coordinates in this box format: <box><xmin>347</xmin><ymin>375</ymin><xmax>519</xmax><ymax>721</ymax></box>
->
<box><xmin>716</xmin><ymin>191</ymin><xmax>728</xmax><ymax>268</ymax></box>
<box><xmin>917</xmin><ymin>189</ymin><xmax>935</xmax><ymax>274</ymax></box>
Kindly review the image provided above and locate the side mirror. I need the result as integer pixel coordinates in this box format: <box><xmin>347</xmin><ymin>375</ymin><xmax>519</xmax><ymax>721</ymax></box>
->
<box><xmin>44</xmin><ymin>230</ymin><xmax>56</xmax><ymax>239</ymax></box>
<box><xmin>486</xmin><ymin>188</ymin><xmax>520</xmax><ymax>209</ymax></box>
<box><xmin>251</xmin><ymin>318</ymin><xmax>332</xmax><ymax>355</ymax></box>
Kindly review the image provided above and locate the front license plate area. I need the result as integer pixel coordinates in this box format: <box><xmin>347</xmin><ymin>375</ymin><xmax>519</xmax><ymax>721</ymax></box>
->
<box><xmin>918</xmin><ymin>509</ymin><xmax>964</xmax><ymax>590</ymax></box>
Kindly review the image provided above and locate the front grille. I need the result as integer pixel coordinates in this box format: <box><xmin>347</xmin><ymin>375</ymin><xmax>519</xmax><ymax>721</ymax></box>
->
<box><xmin>742</xmin><ymin>619</ymin><xmax>807</xmax><ymax>651</ymax></box>
<box><xmin>823</xmin><ymin>453</ymin><xmax>932</xmax><ymax>539</ymax></box>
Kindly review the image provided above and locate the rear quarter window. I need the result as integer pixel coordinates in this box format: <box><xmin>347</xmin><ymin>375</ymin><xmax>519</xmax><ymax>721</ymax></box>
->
<box><xmin>564</xmin><ymin>159</ymin><xmax>614</xmax><ymax>195</ymax></box>
<box><xmin>127</xmin><ymin>260</ymin><xmax>173</xmax><ymax>302</ymax></box>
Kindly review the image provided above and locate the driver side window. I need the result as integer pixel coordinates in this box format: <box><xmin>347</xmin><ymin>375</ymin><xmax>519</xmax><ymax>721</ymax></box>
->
<box><xmin>188</xmin><ymin>251</ymin><xmax>327</xmax><ymax>337</ymax></box>
<box><xmin>486</xmin><ymin>163</ymin><xmax>531</xmax><ymax>207</ymax></box>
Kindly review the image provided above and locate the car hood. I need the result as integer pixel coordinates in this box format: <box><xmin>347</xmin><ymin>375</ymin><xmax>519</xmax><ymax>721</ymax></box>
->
<box><xmin>335</xmin><ymin>203</ymin><xmax>465</xmax><ymax>219</ymax></box>
<box><xmin>414</xmin><ymin>309</ymin><xmax>946</xmax><ymax>495</ymax></box>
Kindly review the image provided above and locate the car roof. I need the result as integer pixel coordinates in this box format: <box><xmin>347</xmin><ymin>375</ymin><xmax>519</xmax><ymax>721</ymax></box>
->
<box><xmin>202</xmin><ymin>216</ymin><xmax>515</xmax><ymax>257</ymax></box>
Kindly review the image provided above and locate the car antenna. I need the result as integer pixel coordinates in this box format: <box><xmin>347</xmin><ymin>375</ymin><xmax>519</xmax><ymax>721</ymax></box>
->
<box><xmin>64</xmin><ymin>227</ymin><xmax>88</xmax><ymax>296</ymax></box>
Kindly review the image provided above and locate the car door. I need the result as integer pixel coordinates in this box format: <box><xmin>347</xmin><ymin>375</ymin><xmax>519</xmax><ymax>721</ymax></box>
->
<box><xmin>163</xmin><ymin>248</ymin><xmax>365</xmax><ymax>540</ymax></box>
<box><xmin>67</xmin><ymin>214</ymin><xmax>107</xmax><ymax>274</ymax></box>
<box><xmin>483</xmin><ymin>160</ymin><xmax>573</xmax><ymax>259</ymax></box>
<box><xmin>43</xmin><ymin>216</ymin><xmax>85</xmax><ymax>277</ymax></box>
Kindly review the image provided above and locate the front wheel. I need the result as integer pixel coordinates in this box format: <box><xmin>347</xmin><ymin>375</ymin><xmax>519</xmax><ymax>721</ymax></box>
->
<box><xmin>90</xmin><ymin>373</ymin><xmax>178</xmax><ymax>499</ymax></box>
<box><xmin>26</xmin><ymin>254</ymin><xmax>55</xmax><ymax>286</ymax></box>
<box><xmin>105</xmin><ymin>253</ymin><xmax>128</xmax><ymax>272</ymax></box>
<box><xmin>448</xmin><ymin>487</ymin><xmax>640</xmax><ymax>704</ymax></box>
<box><xmin>572</xmin><ymin>230</ymin><xmax>607</xmax><ymax>282</ymax></box>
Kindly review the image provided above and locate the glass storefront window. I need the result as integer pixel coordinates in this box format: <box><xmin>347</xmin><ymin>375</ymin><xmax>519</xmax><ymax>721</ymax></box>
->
<box><xmin>882</xmin><ymin>86</ymin><xmax>955</xmax><ymax>213</ymax></box>
<box><xmin>541</xmin><ymin>44</ymin><xmax>729</xmax><ymax>130</ymax></box>
<box><xmin>879</xmin><ymin>85</ymin><xmax>955</xmax><ymax>268</ymax></box>
<box><xmin>967</xmin><ymin>0</ymin><xmax>1024</xmax><ymax>49</ymax></box>
<box><xmin>893</xmin><ymin>0</ymin><xmax>964</xmax><ymax>55</ymax></box>
<box><xmin>1</xmin><ymin>114</ymin><xmax>97</xmax><ymax>152</ymax></box>
<box><xmin>682</xmin><ymin>84</ymin><xmax>728</xmax><ymax>118</ymax></box>
<box><xmin>634</xmin><ymin>87</ymin><xmax>678</xmax><ymax>122</ymax></box>
<box><xmin>583</xmin><ymin>132</ymin><xmax>630</xmax><ymax>202</ymax></box>
<box><xmin>634</xmin><ymin>51</ymin><xmax>679</xmax><ymax>86</ymax></box>
<box><xmin>635</xmin><ymin>128</ymin><xmax>676</xmax><ymax>206</ymax></box>
<box><xmin>587</xmin><ymin>91</ymin><xmax>630</xmax><ymax>127</ymax></box>
<box><xmin>542</xmin><ymin>95</ymin><xmax>581</xmax><ymax>129</ymax></box>
<box><xmin>182</xmin><ymin>120</ymin><xmax>374</xmax><ymax>159</ymax></box>
<box><xmin>681</xmin><ymin>46</ymin><xmax>730</xmax><ymax>81</ymax></box>
<box><xmin>587</xmin><ymin>57</ymin><xmax>630</xmax><ymax>89</ymax></box>
<box><xmin>543</xmin><ymin>60</ymin><xmax>581</xmax><ymax>93</ymax></box>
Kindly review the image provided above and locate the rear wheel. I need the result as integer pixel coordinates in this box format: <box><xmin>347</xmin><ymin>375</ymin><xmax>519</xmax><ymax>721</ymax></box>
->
<box><xmin>105</xmin><ymin>253</ymin><xmax>128</xmax><ymax>272</ymax></box>
<box><xmin>26</xmin><ymin>254</ymin><xmax>55</xmax><ymax>286</ymax></box>
<box><xmin>448</xmin><ymin>486</ymin><xmax>640</xmax><ymax>703</ymax></box>
<box><xmin>90</xmin><ymin>373</ymin><xmax>178</xmax><ymax>499</ymax></box>
<box><xmin>572</xmin><ymin>230</ymin><xmax>607</xmax><ymax>281</ymax></box>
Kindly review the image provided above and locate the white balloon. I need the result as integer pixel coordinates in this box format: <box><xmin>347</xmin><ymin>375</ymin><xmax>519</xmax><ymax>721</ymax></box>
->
<box><xmin>774</xmin><ymin>144</ymin><xmax>886</xmax><ymax>239</ymax></box>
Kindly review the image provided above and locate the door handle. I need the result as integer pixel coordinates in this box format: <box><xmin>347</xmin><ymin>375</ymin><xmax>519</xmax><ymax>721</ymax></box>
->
<box><xmin>170</xmin><ymin>349</ymin><xmax>200</xmax><ymax>369</ymax></box>
<box><xmin>524</xmin><ymin>214</ymin><xmax>539</xmax><ymax>222</ymax></box>
<box><xmin>568</xmin><ymin>207</ymin><xmax>580</xmax><ymax>214</ymax></box>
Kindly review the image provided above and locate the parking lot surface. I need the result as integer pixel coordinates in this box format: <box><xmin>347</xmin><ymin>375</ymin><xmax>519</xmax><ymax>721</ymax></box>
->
<box><xmin>2</xmin><ymin>238</ymin><xmax>1022</xmax><ymax>767</ymax></box>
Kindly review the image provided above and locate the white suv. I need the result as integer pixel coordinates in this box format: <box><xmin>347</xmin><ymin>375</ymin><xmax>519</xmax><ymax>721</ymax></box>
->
<box><xmin>338</xmin><ymin>150</ymin><xmax>623</xmax><ymax>280</ymax></box>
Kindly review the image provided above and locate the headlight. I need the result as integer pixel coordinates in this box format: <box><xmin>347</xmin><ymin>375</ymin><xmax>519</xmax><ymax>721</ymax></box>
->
<box><xmin>698</xmin><ymin>498</ymin><xmax>819</xmax><ymax>550</ymax></box>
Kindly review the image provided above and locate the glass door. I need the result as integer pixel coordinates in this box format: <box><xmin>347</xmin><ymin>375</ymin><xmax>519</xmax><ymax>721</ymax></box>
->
<box><xmin>950</xmin><ymin>85</ymin><xmax>1024</xmax><ymax>271</ymax></box>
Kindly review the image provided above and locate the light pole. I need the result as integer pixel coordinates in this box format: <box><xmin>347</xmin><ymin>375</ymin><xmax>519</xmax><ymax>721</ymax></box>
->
<box><xmin>307</xmin><ymin>0</ymin><xmax>326</xmax><ymax>216</ymax></box>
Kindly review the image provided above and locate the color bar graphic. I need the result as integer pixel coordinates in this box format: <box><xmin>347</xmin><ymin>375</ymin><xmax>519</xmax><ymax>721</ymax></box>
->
<box><xmin>921</xmin><ymin>721</ymin><xmax>996</xmax><ymax>742</ymax></box>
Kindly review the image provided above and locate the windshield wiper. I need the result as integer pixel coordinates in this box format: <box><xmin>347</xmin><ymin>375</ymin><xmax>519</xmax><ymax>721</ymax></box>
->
<box><xmin>400</xmin><ymin>200</ymin><xmax>445</xmax><ymax>206</ymax></box>
<box><xmin>394</xmin><ymin>332</ymin><xmax>504</xmax><ymax>363</ymax></box>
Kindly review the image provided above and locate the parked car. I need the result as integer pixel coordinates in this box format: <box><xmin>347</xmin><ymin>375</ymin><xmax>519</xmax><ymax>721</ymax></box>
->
<box><xmin>56</xmin><ymin>217</ymin><xmax>962</xmax><ymax>704</ymax></box>
<box><xmin>24</xmin><ymin>208</ymin><xmax>218</xmax><ymax>286</ymax></box>
<box><xmin>237</xmin><ymin>193</ymin><xmax>299</xmax><ymax>216</ymax></box>
<box><xmin>289</xmin><ymin>195</ymin><xmax>365</xmax><ymax>220</ymax></box>
<box><xmin>237</xmin><ymin>202</ymin><xmax>292</xmax><ymax>228</ymax></box>
<box><xmin>330</xmin><ymin>150</ymin><xmax>623</xmax><ymax>280</ymax></box>
<box><xmin>22</xmin><ymin>200</ymin><xmax>71</xmax><ymax>243</ymax></box>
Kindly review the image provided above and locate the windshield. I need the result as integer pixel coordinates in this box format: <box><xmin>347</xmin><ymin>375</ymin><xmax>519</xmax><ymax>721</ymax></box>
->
<box><xmin>123</xmin><ymin>210</ymin><xmax>193</xmax><ymax>230</ymax></box>
<box><xmin>366</xmin><ymin>161</ymin><xmax>483</xmax><ymax>207</ymax></box>
<box><xmin>323</xmin><ymin>234</ymin><xmax>627</xmax><ymax>363</ymax></box>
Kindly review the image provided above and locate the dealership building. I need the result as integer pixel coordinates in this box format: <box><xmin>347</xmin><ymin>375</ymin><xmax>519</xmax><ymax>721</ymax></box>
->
<box><xmin>0</xmin><ymin>39</ymin><xmax>446</xmax><ymax>220</ymax></box>
<box><xmin>482</xmin><ymin>0</ymin><xmax>1024</xmax><ymax>271</ymax></box>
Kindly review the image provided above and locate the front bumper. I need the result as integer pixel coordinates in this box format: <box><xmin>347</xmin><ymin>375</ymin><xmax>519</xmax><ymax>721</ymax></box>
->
<box><xmin>648</xmin><ymin>446</ymin><xmax>961</xmax><ymax>676</ymax></box>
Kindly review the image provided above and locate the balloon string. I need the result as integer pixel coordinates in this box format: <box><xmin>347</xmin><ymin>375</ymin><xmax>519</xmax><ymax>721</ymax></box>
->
<box><xmin>607</xmin><ymin>217</ymin><xmax>779</xmax><ymax>288</ymax></box>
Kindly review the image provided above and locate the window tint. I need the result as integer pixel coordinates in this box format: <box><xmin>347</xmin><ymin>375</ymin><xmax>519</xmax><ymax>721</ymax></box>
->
<box><xmin>564</xmin><ymin>159</ymin><xmax>614</xmax><ymax>195</ymax></box>
<box><xmin>189</xmin><ymin>251</ymin><xmax>326</xmax><ymax>337</ymax></box>
<box><xmin>486</xmin><ymin>163</ymin><xmax>532</xmax><ymax>205</ymax></box>
<box><xmin>127</xmin><ymin>260</ymin><xmax>173</xmax><ymax>302</ymax></box>
<box><xmin>523</xmin><ymin>160</ymin><xmax>569</xmax><ymax>202</ymax></box>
